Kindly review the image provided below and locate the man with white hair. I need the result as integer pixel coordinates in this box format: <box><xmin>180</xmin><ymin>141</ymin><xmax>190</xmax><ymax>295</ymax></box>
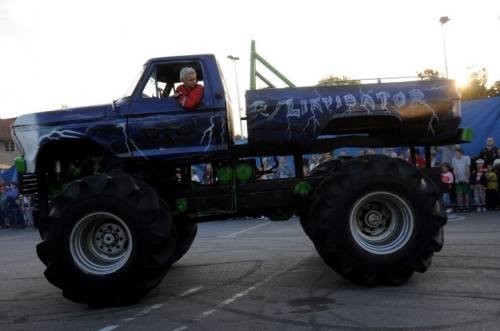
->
<box><xmin>174</xmin><ymin>67</ymin><xmax>204</xmax><ymax>110</ymax></box>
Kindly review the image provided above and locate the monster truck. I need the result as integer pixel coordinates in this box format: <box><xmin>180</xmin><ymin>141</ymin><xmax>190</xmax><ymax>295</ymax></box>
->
<box><xmin>11</xmin><ymin>51</ymin><xmax>464</xmax><ymax>306</ymax></box>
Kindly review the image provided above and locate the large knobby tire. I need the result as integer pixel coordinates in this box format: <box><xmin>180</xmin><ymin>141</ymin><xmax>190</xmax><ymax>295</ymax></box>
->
<box><xmin>36</xmin><ymin>173</ymin><xmax>176</xmax><ymax>306</ymax></box>
<box><xmin>172</xmin><ymin>220</ymin><xmax>198</xmax><ymax>263</ymax></box>
<box><xmin>300</xmin><ymin>159</ymin><xmax>343</xmax><ymax>237</ymax></box>
<box><xmin>308</xmin><ymin>155</ymin><xmax>446</xmax><ymax>286</ymax></box>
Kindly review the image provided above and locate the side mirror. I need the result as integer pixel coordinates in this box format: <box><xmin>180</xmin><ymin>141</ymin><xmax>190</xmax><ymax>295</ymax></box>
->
<box><xmin>112</xmin><ymin>99</ymin><xmax>120</xmax><ymax>111</ymax></box>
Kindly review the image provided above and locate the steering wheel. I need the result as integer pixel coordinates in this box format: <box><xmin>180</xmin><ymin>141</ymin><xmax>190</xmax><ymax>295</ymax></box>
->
<box><xmin>163</xmin><ymin>82</ymin><xmax>175</xmax><ymax>97</ymax></box>
<box><xmin>157</xmin><ymin>87</ymin><xmax>165</xmax><ymax>97</ymax></box>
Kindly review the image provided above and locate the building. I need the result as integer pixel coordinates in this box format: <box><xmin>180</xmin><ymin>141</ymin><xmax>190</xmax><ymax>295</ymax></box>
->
<box><xmin>0</xmin><ymin>118</ymin><xmax>19</xmax><ymax>169</ymax></box>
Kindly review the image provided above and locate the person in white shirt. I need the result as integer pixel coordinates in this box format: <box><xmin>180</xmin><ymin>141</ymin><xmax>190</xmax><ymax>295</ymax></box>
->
<box><xmin>451</xmin><ymin>147</ymin><xmax>471</xmax><ymax>211</ymax></box>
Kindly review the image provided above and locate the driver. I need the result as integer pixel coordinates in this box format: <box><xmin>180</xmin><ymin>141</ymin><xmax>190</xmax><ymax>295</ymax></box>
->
<box><xmin>174</xmin><ymin>67</ymin><xmax>204</xmax><ymax>110</ymax></box>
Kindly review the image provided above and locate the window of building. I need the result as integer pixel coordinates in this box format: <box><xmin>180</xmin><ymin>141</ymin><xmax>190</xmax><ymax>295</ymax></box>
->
<box><xmin>4</xmin><ymin>141</ymin><xmax>15</xmax><ymax>152</ymax></box>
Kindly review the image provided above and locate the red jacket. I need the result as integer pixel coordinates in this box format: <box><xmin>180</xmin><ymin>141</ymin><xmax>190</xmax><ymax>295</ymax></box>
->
<box><xmin>176</xmin><ymin>84</ymin><xmax>204</xmax><ymax>110</ymax></box>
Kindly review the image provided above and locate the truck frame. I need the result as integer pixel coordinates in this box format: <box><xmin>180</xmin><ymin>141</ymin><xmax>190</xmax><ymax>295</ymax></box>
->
<box><xmin>11</xmin><ymin>42</ymin><xmax>466</xmax><ymax>306</ymax></box>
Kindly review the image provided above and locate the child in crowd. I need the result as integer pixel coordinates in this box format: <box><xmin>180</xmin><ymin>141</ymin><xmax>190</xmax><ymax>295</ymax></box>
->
<box><xmin>485</xmin><ymin>164</ymin><xmax>498</xmax><ymax>210</ymax></box>
<box><xmin>441</xmin><ymin>163</ymin><xmax>454</xmax><ymax>213</ymax></box>
<box><xmin>470</xmin><ymin>159</ymin><xmax>487</xmax><ymax>212</ymax></box>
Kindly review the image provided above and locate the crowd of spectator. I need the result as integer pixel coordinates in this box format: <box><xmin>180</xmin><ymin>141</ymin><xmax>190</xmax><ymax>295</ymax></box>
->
<box><xmin>307</xmin><ymin>138</ymin><xmax>500</xmax><ymax>214</ymax></box>
<box><xmin>0</xmin><ymin>180</ymin><xmax>33</xmax><ymax>229</ymax></box>
<box><xmin>440</xmin><ymin>137</ymin><xmax>500</xmax><ymax>213</ymax></box>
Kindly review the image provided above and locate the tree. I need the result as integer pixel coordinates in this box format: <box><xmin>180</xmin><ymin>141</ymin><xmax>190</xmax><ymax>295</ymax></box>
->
<box><xmin>488</xmin><ymin>80</ymin><xmax>500</xmax><ymax>97</ymax></box>
<box><xmin>318</xmin><ymin>75</ymin><xmax>359</xmax><ymax>86</ymax></box>
<box><xmin>460</xmin><ymin>67</ymin><xmax>489</xmax><ymax>100</ymax></box>
<box><xmin>417</xmin><ymin>68</ymin><xmax>441</xmax><ymax>80</ymax></box>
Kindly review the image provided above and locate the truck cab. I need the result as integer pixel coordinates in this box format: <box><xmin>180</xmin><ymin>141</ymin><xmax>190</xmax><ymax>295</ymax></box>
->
<box><xmin>117</xmin><ymin>55</ymin><xmax>234</xmax><ymax>161</ymax></box>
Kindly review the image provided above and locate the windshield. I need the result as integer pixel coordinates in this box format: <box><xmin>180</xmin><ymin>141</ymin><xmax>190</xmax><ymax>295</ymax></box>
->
<box><xmin>123</xmin><ymin>64</ymin><xmax>146</xmax><ymax>98</ymax></box>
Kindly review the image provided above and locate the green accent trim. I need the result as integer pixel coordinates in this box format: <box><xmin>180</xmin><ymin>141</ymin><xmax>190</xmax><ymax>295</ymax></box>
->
<box><xmin>250</xmin><ymin>40</ymin><xmax>256</xmax><ymax>90</ymax></box>
<box><xmin>176</xmin><ymin>198</ymin><xmax>188</xmax><ymax>214</ymax></box>
<box><xmin>14</xmin><ymin>156</ymin><xmax>26</xmax><ymax>174</ymax></box>
<box><xmin>255</xmin><ymin>71</ymin><xmax>276</xmax><ymax>88</ymax></box>
<box><xmin>294</xmin><ymin>181</ymin><xmax>313</xmax><ymax>197</ymax></box>
<box><xmin>235</xmin><ymin>162</ymin><xmax>253</xmax><ymax>181</ymax></box>
<box><xmin>254</xmin><ymin>53</ymin><xmax>296</xmax><ymax>88</ymax></box>
<box><xmin>459</xmin><ymin>128</ymin><xmax>473</xmax><ymax>142</ymax></box>
<box><xmin>216</xmin><ymin>165</ymin><xmax>233</xmax><ymax>184</ymax></box>
<box><xmin>249</xmin><ymin>40</ymin><xmax>295</xmax><ymax>90</ymax></box>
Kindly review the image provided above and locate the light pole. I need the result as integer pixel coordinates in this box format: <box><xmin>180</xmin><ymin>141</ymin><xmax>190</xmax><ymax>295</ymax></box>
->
<box><xmin>439</xmin><ymin>16</ymin><xmax>450</xmax><ymax>78</ymax></box>
<box><xmin>227</xmin><ymin>55</ymin><xmax>244</xmax><ymax>137</ymax></box>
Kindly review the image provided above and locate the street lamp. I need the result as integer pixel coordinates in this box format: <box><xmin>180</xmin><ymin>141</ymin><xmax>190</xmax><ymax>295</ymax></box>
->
<box><xmin>227</xmin><ymin>55</ymin><xmax>244</xmax><ymax>137</ymax></box>
<box><xmin>439</xmin><ymin>16</ymin><xmax>450</xmax><ymax>78</ymax></box>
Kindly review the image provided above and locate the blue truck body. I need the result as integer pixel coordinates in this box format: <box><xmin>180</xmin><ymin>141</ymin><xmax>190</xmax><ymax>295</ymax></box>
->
<box><xmin>10</xmin><ymin>52</ymin><xmax>464</xmax><ymax>306</ymax></box>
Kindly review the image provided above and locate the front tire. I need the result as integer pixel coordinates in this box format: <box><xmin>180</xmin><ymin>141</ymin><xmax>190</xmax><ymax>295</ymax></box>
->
<box><xmin>37</xmin><ymin>173</ymin><xmax>176</xmax><ymax>306</ymax></box>
<box><xmin>308</xmin><ymin>155</ymin><xmax>446</xmax><ymax>286</ymax></box>
<box><xmin>172</xmin><ymin>221</ymin><xmax>198</xmax><ymax>263</ymax></box>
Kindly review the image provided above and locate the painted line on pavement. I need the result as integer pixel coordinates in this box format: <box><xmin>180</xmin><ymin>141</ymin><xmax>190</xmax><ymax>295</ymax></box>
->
<box><xmin>447</xmin><ymin>213</ymin><xmax>467</xmax><ymax>222</ymax></box>
<box><xmin>98</xmin><ymin>325</ymin><xmax>119</xmax><ymax>331</ymax></box>
<box><xmin>179</xmin><ymin>286</ymin><xmax>203</xmax><ymax>297</ymax></box>
<box><xmin>98</xmin><ymin>286</ymin><xmax>203</xmax><ymax>331</ymax></box>
<box><xmin>218</xmin><ymin>221</ymin><xmax>272</xmax><ymax>238</ymax></box>
<box><xmin>171</xmin><ymin>252</ymin><xmax>312</xmax><ymax>331</ymax></box>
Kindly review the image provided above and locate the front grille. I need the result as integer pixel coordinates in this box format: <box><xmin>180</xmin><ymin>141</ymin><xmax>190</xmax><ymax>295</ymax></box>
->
<box><xmin>19</xmin><ymin>173</ymin><xmax>38</xmax><ymax>195</ymax></box>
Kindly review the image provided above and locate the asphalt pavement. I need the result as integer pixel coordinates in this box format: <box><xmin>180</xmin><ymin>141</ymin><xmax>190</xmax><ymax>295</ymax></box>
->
<box><xmin>0</xmin><ymin>211</ymin><xmax>499</xmax><ymax>330</ymax></box>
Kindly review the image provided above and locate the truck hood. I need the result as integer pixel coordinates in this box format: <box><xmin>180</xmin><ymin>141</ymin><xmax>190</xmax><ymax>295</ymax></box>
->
<box><xmin>13</xmin><ymin>104</ymin><xmax>109</xmax><ymax>127</ymax></box>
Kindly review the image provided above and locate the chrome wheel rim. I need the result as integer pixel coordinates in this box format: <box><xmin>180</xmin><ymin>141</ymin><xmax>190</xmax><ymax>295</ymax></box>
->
<box><xmin>69</xmin><ymin>212</ymin><xmax>132</xmax><ymax>275</ymax></box>
<box><xmin>349</xmin><ymin>191</ymin><xmax>414</xmax><ymax>255</ymax></box>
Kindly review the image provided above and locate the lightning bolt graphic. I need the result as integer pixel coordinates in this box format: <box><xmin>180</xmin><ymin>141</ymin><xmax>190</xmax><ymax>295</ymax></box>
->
<box><xmin>302</xmin><ymin>105</ymin><xmax>320</xmax><ymax>135</ymax></box>
<box><xmin>130</xmin><ymin>139</ymin><xmax>150</xmax><ymax>160</ymax></box>
<box><xmin>295</xmin><ymin>90</ymin><xmax>322</xmax><ymax>136</ymax></box>
<box><xmin>200</xmin><ymin>115</ymin><xmax>216</xmax><ymax>152</ymax></box>
<box><xmin>409</xmin><ymin>89</ymin><xmax>440</xmax><ymax>135</ymax></box>
<box><xmin>425</xmin><ymin>105</ymin><xmax>440</xmax><ymax>136</ymax></box>
<box><xmin>117</xmin><ymin>123</ymin><xmax>132</xmax><ymax>155</ymax></box>
<box><xmin>219</xmin><ymin>116</ymin><xmax>226</xmax><ymax>147</ymax></box>
<box><xmin>38</xmin><ymin>129</ymin><xmax>85</xmax><ymax>144</ymax></box>
<box><xmin>429</xmin><ymin>83</ymin><xmax>447</xmax><ymax>91</ymax></box>
<box><xmin>286</xmin><ymin>116</ymin><xmax>293</xmax><ymax>141</ymax></box>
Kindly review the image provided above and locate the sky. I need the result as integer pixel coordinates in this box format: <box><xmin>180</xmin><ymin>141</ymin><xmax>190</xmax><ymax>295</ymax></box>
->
<box><xmin>1</xmin><ymin>0</ymin><xmax>499</xmax><ymax>125</ymax></box>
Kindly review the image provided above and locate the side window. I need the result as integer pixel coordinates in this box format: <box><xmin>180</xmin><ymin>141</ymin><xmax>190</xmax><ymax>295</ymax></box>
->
<box><xmin>141</xmin><ymin>69</ymin><xmax>159</xmax><ymax>99</ymax></box>
<box><xmin>138</xmin><ymin>62</ymin><xmax>208</xmax><ymax>108</ymax></box>
<box><xmin>190</xmin><ymin>163</ymin><xmax>214</xmax><ymax>185</ymax></box>
<box><xmin>255</xmin><ymin>155</ymin><xmax>295</xmax><ymax>180</ymax></box>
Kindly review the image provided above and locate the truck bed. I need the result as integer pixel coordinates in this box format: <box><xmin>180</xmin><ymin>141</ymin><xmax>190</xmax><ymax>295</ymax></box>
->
<box><xmin>245</xmin><ymin>79</ymin><xmax>460</xmax><ymax>151</ymax></box>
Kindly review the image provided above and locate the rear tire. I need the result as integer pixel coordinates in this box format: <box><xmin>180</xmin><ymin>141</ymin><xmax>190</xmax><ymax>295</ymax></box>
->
<box><xmin>37</xmin><ymin>173</ymin><xmax>176</xmax><ymax>306</ymax></box>
<box><xmin>308</xmin><ymin>155</ymin><xmax>446</xmax><ymax>286</ymax></box>
<box><xmin>300</xmin><ymin>159</ymin><xmax>343</xmax><ymax>237</ymax></box>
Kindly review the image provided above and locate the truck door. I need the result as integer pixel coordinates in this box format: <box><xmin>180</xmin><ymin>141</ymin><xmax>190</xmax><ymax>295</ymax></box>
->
<box><xmin>127</xmin><ymin>61</ymin><xmax>220</xmax><ymax>161</ymax></box>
